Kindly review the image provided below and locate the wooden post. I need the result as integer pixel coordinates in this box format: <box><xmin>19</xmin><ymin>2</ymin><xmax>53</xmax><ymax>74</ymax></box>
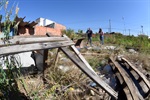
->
<box><xmin>63</xmin><ymin>34</ymin><xmax>97</xmax><ymax>75</ymax></box>
<box><xmin>54</xmin><ymin>48</ymin><xmax>60</xmax><ymax>70</ymax></box>
<box><xmin>43</xmin><ymin>49</ymin><xmax>48</xmax><ymax>72</ymax></box>
<box><xmin>71</xmin><ymin>45</ymin><xmax>97</xmax><ymax>75</ymax></box>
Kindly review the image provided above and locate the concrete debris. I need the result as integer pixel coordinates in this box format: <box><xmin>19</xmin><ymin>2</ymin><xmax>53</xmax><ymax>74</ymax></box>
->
<box><xmin>0</xmin><ymin>52</ymin><xmax>35</xmax><ymax>69</ymax></box>
<box><xmin>116</xmin><ymin>55</ymin><xmax>124</xmax><ymax>61</ymax></box>
<box><xmin>128</xmin><ymin>49</ymin><xmax>138</xmax><ymax>54</ymax></box>
<box><xmin>103</xmin><ymin>46</ymin><xmax>116</xmax><ymax>50</ymax></box>
<box><xmin>58</xmin><ymin>65</ymin><xmax>70</xmax><ymax>72</ymax></box>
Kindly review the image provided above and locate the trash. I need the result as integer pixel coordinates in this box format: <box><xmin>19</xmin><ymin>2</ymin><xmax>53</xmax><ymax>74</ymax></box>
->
<box><xmin>69</xmin><ymin>87</ymin><xmax>74</xmax><ymax>91</ymax></box>
<box><xmin>102</xmin><ymin>64</ymin><xmax>117</xmax><ymax>89</ymax></box>
<box><xmin>90</xmin><ymin>90</ymin><xmax>95</xmax><ymax>96</ymax></box>
<box><xmin>89</xmin><ymin>82</ymin><xmax>96</xmax><ymax>87</ymax></box>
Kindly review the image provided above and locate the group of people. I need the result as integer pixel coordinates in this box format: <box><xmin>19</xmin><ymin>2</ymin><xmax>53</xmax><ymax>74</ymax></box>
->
<box><xmin>86</xmin><ymin>28</ymin><xmax>104</xmax><ymax>46</ymax></box>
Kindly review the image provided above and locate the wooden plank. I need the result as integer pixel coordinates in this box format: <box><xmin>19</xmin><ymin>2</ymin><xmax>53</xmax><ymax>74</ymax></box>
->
<box><xmin>60</xmin><ymin>47</ymin><xmax>118</xmax><ymax>99</ymax></box>
<box><xmin>124</xmin><ymin>62</ymin><xmax>149</xmax><ymax>95</ymax></box>
<box><xmin>120</xmin><ymin>62</ymin><xmax>148</xmax><ymax>96</ymax></box>
<box><xmin>81</xmin><ymin>53</ymin><xmax>109</xmax><ymax>56</ymax></box>
<box><xmin>54</xmin><ymin>48</ymin><xmax>60</xmax><ymax>69</ymax></box>
<box><xmin>124</xmin><ymin>88</ymin><xmax>133</xmax><ymax>100</ymax></box>
<box><xmin>74</xmin><ymin>38</ymin><xmax>85</xmax><ymax>46</ymax></box>
<box><xmin>63</xmin><ymin>34</ymin><xmax>97</xmax><ymax>75</ymax></box>
<box><xmin>110</xmin><ymin>64</ymin><xmax>133</xmax><ymax>100</ymax></box>
<box><xmin>0</xmin><ymin>37</ymin><xmax>68</xmax><ymax>47</ymax></box>
<box><xmin>121</xmin><ymin>57</ymin><xmax>150</xmax><ymax>89</ymax></box>
<box><xmin>122</xmin><ymin>58</ymin><xmax>150</xmax><ymax>98</ymax></box>
<box><xmin>0</xmin><ymin>41</ymin><xmax>74</xmax><ymax>55</ymax></box>
<box><xmin>110</xmin><ymin>56</ymin><xmax>144</xmax><ymax>100</ymax></box>
<box><xmin>71</xmin><ymin>45</ymin><xmax>97</xmax><ymax>75</ymax></box>
<box><xmin>13</xmin><ymin>35</ymin><xmax>47</xmax><ymax>38</ymax></box>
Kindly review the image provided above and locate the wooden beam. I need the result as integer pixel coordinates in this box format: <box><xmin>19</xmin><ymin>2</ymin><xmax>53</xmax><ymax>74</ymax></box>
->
<box><xmin>121</xmin><ymin>57</ymin><xmax>150</xmax><ymax>89</ymax></box>
<box><xmin>54</xmin><ymin>48</ymin><xmax>60</xmax><ymax>69</ymax></box>
<box><xmin>0</xmin><ymin>41</ymin><xmax>74</xmax><ymax>55</ymax></box>
<box><xmin>60</xmin><ymin>47</ymin><xmax>118</xmax><ymax>99</ymax></box>
<box><xmin>13</xmin><ymin>35</ymin><xmax>47</xmax><ymax>38</ymax></box>
<box><xmin>110</xmin><ymin>56</ymin><xmax>144</xmax><ymax>100</ymax></box>
<box><xmin>71</xmin><ymin>45</ymin><xmax>97</xmax><ymax>75</ymax></box>
<box><xmin>81</xmin><ymin>53</ymin><xmax>109</xmax><ymax>56</ymax></box>
<box><xmin>63</xmin><ymin>34</ymin><xmax>97</xmax><ymax>75</ymax></box>
<box><xmin>121</xmin><ymin>57</ymin><xmax>150</xmax><ymax>98</ymax></box>
<box><xmin>110</xmin><ymin>63</ymin><xmax>133</xmax><ymax>100</ymax></box>
<box><xmin>0</xmin><ymin>37</ymin><xmax>69</xmax><ymax>47</ymax></box>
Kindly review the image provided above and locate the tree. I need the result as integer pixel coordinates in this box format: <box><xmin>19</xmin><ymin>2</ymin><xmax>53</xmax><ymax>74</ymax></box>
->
<box><xmin>77</xmin><ymin>29</ymin><xmax>83</xmax><ymax>34</ymax></box>
<box><xmin>61</xmin><ymin>28</ymin><xmax>75</xmax><ymax>39</ymax></box>
<box><xmin>1</xmin><ymin>0</ymin><xmax>19</xmax><ymax>39</ymax></box>
<box><xmin>0</xmin><ymin>1</ymin><xmax>25</xmax><ymax>99</ymax></box>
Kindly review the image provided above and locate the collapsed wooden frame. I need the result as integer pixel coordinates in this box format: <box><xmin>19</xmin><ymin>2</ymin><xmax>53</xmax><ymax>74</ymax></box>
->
<box><xmin>109</xmin><ymin>56</ymin><xmax>150</xmax><ymax>100</ymax></box>
<box><xmin>0</xmin><ymin>35</ymin><xmax>118</xmax><ymax>99</ymax></box>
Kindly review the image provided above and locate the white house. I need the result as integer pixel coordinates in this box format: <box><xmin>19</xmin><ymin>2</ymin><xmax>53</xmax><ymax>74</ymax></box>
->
<box><xmin>35</xmin><ymin>18</ymin><xmax>54</xmax><ymax>26</ymax></box>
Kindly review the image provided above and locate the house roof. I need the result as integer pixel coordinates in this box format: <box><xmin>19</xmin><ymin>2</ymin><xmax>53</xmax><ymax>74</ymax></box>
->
<box><xmin>15</xmin><ymin>16</ymin><xmax>37</xmax><ymax>27</ymax></box>
<box><xmin>1</xmin><ymin>16</ymin><xmax>37</xmax><ymax>28</ymax></box>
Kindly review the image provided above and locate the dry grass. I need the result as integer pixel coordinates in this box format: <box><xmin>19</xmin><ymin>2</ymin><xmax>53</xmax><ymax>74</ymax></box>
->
<box><xmin>16</xmin><ymin>44</ymin><xmax>150</xmax><ymax>99</ymax></box>
<box><xmin>43</xmin><ymin>49</ymin><xmax>91</xmax><ymax>99</ymax></box>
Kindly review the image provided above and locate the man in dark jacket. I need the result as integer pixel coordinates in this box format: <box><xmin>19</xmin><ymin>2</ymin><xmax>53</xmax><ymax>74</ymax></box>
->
<box><xmin>86</xmin><ymin>28</ymin><xmax>93</xmax><ymax>46</ymax></box>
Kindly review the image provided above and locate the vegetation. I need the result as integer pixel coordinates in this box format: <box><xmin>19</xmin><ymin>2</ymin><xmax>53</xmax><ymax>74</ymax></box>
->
<box><xmin>63</xmin><ymin>29</ymin><xmax>150</xmax><ymax>54</ymax></box>
<box><xmin>0</xmin><ymin>1</ymin><xmax>27</xmax><ymax>99</ymax></box>
<box><xmin>103</xmin><ymin>34</ymin><xmax>150</xmax><ymax>54</ymax></box>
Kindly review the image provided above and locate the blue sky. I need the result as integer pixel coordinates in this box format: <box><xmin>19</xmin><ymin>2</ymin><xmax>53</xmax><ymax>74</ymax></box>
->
<box><xmin>4</xmin><ymin>0</ymin><xmax>150</xmax><ymax>36</ymax></box>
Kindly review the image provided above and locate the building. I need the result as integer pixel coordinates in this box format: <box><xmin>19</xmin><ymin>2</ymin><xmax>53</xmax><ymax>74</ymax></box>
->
<box><xmin>0</xmin><ymin>16</ymin><xmax>67</xmax><ymax>71</ymax></box>
<box><xmin>0</xmin><ymin>16</ymin><xmax>66</xmax><ymax>37</ymax></box>
<box><xmin>35</xmin><ymin>18</ymin><xmax>54</xmax><ymax>26</ymax></box>
<box><xmin>35</xmin><ymin>18</ymin><xmax>66</xmax><ymax>36</ymax></box>
<box><xmin>0</xmin><ymin>16</ymin><xmax>37</xmax><ymax>37</ymax></box>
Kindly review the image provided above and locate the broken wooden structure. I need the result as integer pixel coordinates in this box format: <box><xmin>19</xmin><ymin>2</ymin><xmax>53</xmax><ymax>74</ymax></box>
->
<box><xmin>0</xmin><ymin>35</ymin><xmax>118</xmax><ymax>99</ymax></box>
<box><xmin>109</xmin><ymin>56</ymin><xmax>150</xmax><ymax>100</ymax></box>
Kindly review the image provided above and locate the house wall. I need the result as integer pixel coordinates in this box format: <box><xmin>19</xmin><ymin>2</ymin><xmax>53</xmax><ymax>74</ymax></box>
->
<box><xmin>16</xmin><ymin>24</ymin><xmax>65</xmax><ymax>36</ymax></box>
<box><xmin>0</xmin><ymin>18</ymin><xmax>66</xmax><ymax>36</ymax></box>
<box><xmin>34</xmin><ymin>26</ymin><xmax>62</xmax><ymax>36</ymax></box>
<box><xmin>54</xmin><ymin>23</ymin><xmax>66</xmax><ymax>30</ymax></box>
<box><xmin>17</xmin><ymin>26</ymin><xmax>34</xmax><ymax>36</ymax></box>
<box><xmin>34</xmin><ymin>18</ymin><xmax>66</xmax><ymax>36</ymax></box>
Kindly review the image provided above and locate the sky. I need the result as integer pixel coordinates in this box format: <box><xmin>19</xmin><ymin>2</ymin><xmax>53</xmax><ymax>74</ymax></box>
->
<box><xmin>2</xmin><ymin>0</ymin><xmax>150</xmax><ymax>36</ymax></box>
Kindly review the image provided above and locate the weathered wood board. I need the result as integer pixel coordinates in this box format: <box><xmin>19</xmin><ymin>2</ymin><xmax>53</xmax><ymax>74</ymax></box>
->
<box><xmin>0</xmin><ymin>40</ymin><xmax>74</xmax><ymax>55</ymax></box>
<box><xmin>110</xmin><ymin>63</ymin><xmax>133</xmax><ymax>100</ymax></box>
<box><xmin>110</xmin><ymin>56</ymin><xmax>144</xmax><ymax>100</ymax></box>
<box><xmin>122</xmin><ymin>57</ymin><xmax>150</xmax><ymax>89</ymax></box>
<box><xmin>0</xmin><ymin>37</ymin><xmax>68</xmax><ymax>47</ymax></box>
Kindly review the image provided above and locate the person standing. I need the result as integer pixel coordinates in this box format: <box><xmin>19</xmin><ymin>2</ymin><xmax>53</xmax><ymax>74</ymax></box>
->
<box><xmin>98</xmin><ymin>28</ymin><xmax>104</xmax><ymax>45</ymax></box>
<box><xmin>86</xmin><ymin>28</ymin><xmax>93</xmax><ymax>46</ymax></box>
